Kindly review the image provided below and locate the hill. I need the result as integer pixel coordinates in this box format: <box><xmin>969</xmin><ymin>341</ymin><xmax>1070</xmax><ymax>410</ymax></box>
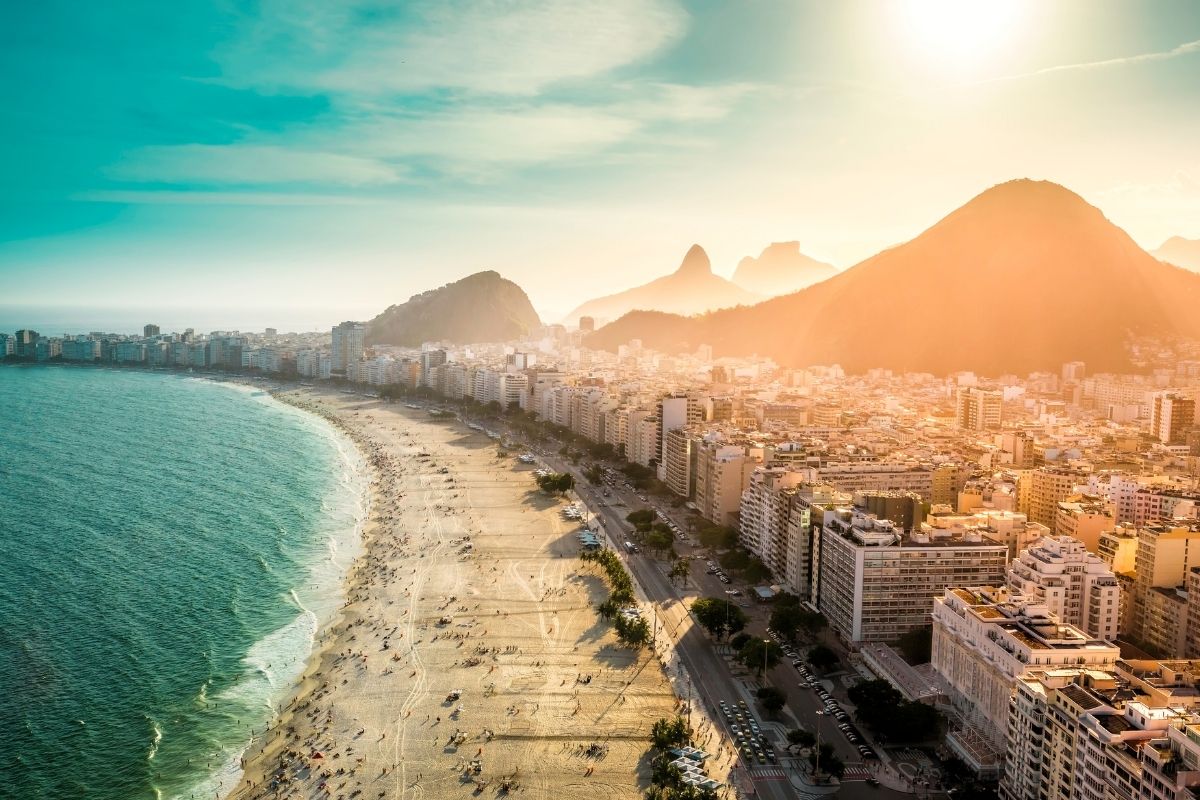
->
<box><xmin>587</xmin><ymin>180</ymin><xmax>1200</xmax><ymax>375</ymax></box>
<box><xmin>731</xmin><ymin>241</ymin><xmax>837</xmax><ymax>296</ymax></box>
<box><xmin>563</xmin><ymin>244</ymin><xmax>760</xmax><ymax>326</ymax></box>
<box><xmin>1153</xmin><ymin>236</ymin><xmax>1200</xmax><ymax>272</ymax></box>
<box><xmin>366</xmin><ymin>271</ymin><xmax>541</xmax><ymax>346</ymax></box>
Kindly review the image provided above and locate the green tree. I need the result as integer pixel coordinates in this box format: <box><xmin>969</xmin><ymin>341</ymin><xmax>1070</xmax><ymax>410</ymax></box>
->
<box><xmin>697</xmin><ymin>525</ymin><xmax>738</xmax><ymax>550</ymax></box>
<box><xmin>644</xmin><ymin>528</ymin><xmax>674</xmax><ymax>554</ymax></box>
<box><xmin>650</xmin><ymin>716</ymin><xmax>690</xmax><ymax>749</ymax></box>
<box><xmin>627</xmin><ymin>509</ymin><xmax>656</xmax><ymax>526</ymax></box>
<box><xmin>668</xmin><ymin>558</ymin><xmax>691</xmax><ymax>586</ymax></box>
<box><xmin>718</xmin><ymin>549</ymin><xmax>751</xmax><ymax>571</ymax></box>
<box><xmin>809</xmin><ymin>743</ymin><xmax>845</xmax><ymax>779</ymax></box>
<box><xmin>689</xmin><ymin>597</ymin><xmax>747</xmax><ymax>640</ymax></box>
<box><xmin>769</xmin><ymin>604</ymin><xmax>805</xmax><ymax>642</ymax></box>
<box><xmin>847</xmin><ymin>679</ymin><xmax>941</xmax><ymax>743</ymax></box>
<box><xmin>615</xmin><ymin>614</ymin><xmax>652</xmax><ymax>648</ymax></box>
<box><xmin>797</xmin><ymin>610</ymin><xmax>828</xmax><ymax>641</ymax></box>
<box><xmin>737</xmin><ymin>639</ymin><xmax>783</xmax><ymax>676</ymax></box>
<box><xmin>807</xmin><ymin>644</ymin><xmax>839</xmax><ymax>672</ymax></box>
<box><xmin>756</xmin><ymin>685</ymin><xmax>787</xmax><ymax>716</ymax></box>
<box><xmin>897</xmin><ymin>625</ymin><xmax>933</xmax><ymax>664</ymax></box>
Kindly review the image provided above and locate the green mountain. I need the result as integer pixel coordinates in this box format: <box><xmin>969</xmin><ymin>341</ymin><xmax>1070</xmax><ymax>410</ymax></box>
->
<box><xmin>366</xmin><ymin>271</ymin><xmax>541</xmax><ymax>346</ymax></box>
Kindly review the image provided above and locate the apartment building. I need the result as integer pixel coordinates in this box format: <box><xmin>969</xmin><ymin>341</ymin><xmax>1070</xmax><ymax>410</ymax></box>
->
<box><xmin>957</xmin><ymin>387</ymin><xmax>1003</xmax><ymax>431</ymax></box>
<box><xmin>1001</xmin><ymin>666</ymin><xmax>1200</xmax><ymax>800</ymax></box>
<box><xmin>1006</xmin><ymin>535</ymin><xmax>1120</xmax><ymax>641</ymax></box>
<box><xmin>817</xmin><ymin>512</ymin><xmax>1008</xmax><ymax>644</ymax></box>
<box><xmin>1131</xmin><ymin>522</ymin><xmax>1200</xmax><ymax>650</ymax></box>
<box><xmin>1028</xmin><ymin>466</ymin><xmax>1093</xmax><ymax>528</ymax></box>
<box><xmin>1054</xmin><ymin>495</ymin><xmax>1116</xmax><ymax>551</ymax></box>
<box><xmin>931</xmin><ymin>587</ymin><xmax>1120</xmax><ymax>771</ymax></box>
<box><xmin>331</xmin><ymin>321</ymin><xmax>365</xmax><ymax>379</ymax></box>
<box><xmin>1151</xmin><ymin>393</ymin><xmax>1196</xmax><ymax>445</ymax></box>
<box><xmin>693</xmin><ymin>439</ymin><xmax>757</xmax><ymax>528</ymax></box>
<box><xmin>662</xmin><ymin>427</ymin><xmax>696</xmax><ymax>499</ymax></box>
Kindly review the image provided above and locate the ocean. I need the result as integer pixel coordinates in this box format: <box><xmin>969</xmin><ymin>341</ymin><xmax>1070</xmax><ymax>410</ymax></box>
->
<box><xmin>0</xmin><ymin>366</ymin><xmax>367</xmax><ymax>799</ymax></box>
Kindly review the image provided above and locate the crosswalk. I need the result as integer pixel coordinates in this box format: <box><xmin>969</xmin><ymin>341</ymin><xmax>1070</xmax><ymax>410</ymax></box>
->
<box><xmin>842</xmin><ymin>766</ymin><xmax>873</xmax><ymax>781</ymax></box>
<box><xmin>749</xmin><ymin>765</ymin><xmax>788</xmax><ymax>780</ymax></box>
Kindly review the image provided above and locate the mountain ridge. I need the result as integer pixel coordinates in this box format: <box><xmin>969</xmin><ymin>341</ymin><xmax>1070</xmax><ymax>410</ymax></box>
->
<box><xmin>586</xmin><ymin>179</ymin><xmax>1200</xmax><ymax>375</ymax></box>
<box><xmin>563</xmin><ymin>244</ymin><xmax>761</xmax><ymax>325</ymax></box>
<box><xmin>367</xmin><ymin>270</ymin><xmax>541</xmax><ymax>346</ymax></box>
<box><xmin>731</xmin><ymin>241</ymin><xmax>837</xmax><ymax>296</ymax></box>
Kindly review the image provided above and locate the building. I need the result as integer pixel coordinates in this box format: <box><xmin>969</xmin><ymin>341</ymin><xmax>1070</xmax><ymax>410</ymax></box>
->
<box><xmin>693</xmin><ymin>439</ymin><xmax>756</xmax><ymax>528</ymax></box>
<box><xmin>957</xmin><ymin>387</ymin><xmax>1003</xmax><ymax>431</ymax></box>
<box><xmin>1151</xmin><ymin>393</ymin><xmax>1196</xmax><ymax>445</ymax></box>
<box><xmin>931</xmin><ymin>586</ymin><xmax>1120</xmax><ymax>772</ymax></box>
<box><xmin>662</xmin><ymin>428</ymin><xmax>697</xmax><ymax>499</ymax></box>
<box><xmin>1055</xmin><ymin>495</ymin><xmax>1116</xmax><ymax>551</ymax></box>
<box><xmin>814</xmin><ymin>462</ymin><xmax>937</xmax><ymax>499</ymax></box>
<box><xmin>1000</xmin><ymin>664</ymin><xmax>1200</xmax><ymax>800</ymax></box>
<box><xmin>816</xmin><ymin>510</ymin><xmax>1008</xmax><ymax>644</ymax></box>
<box><xmin>143</xmin><ymin>323</ymin><xmax>160</xmax><ymax>337</ymax></box>
<box><xmin>1006</xmin><ymin>535</ymin><xmax>1120</xmax><ymax>641</ymax></box>
<box><xmin>578</xmin><ymin>316</ymin><xmax>595</xmax><ymax>332</ymax></box>
<box><xmin>331</xmin><ymin>321</ymin><xmax>365</xmax><ymax>379</ymax></box>
<box><xmin>1028</xmin><ymin>466</ymin><xmax>1093</xmax><ymax>528</ymax></box>
<box><xmin>1131</xmin><ymin>521</ymin><xmax>1200</xmax><ymax>651</ymax></box>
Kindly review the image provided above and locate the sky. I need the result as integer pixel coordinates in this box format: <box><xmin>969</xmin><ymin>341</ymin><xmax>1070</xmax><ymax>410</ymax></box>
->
<box><xmin>2</xmin><ymin>0</ymin><xmax>1199</xmax><ymax>327</ymax></box>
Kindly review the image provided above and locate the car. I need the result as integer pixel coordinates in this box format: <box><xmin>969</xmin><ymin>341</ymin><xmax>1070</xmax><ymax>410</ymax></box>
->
<box><xmin>791</xmin><ymin>659</ymin><xmax>804</xmax><ymax>666</ymax></box>
<box><xmin>706</xmin><ymin>568</ymin><xmax>718</xmax><ymax>574</ymax></box>
<box><xmin>729</xmin><ymin>589</ymin><xmax>743</xmax><ymax>596</ymax></box>
<box><xmin>719</xmin><ymin>576</ymin><xmax>732</xmax><ymax>584</ymax></box>
<box><xmin>797</xmin><ymin>682</ymin><xmax>809</xmax><ymax>689</ymax></box>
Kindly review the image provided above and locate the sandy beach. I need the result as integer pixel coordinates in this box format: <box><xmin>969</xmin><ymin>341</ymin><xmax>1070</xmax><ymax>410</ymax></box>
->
<box><xmin>229</xmin><ymin>387</ymin><xmax>685</xmax><ymax>800</ymax></box>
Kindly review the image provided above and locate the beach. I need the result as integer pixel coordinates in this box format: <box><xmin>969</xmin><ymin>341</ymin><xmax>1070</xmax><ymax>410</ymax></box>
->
<box><xmin>230</xmin><ymin>387</ymin><xmax>685</xmax><ymax>800</ymax></box>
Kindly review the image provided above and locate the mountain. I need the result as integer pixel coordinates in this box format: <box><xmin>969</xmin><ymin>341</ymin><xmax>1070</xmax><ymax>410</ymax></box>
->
<box><xmin>587</xmin><ymin>180</ymin><xmax>1200</xmax><ymax>375</ymax></box>
<box><xmin>731</xmin><ymin>241</ymin><xmax>837</xmax><ymax>296</ymax></box>
<box><xmin>366</xmin><ymin>271</ymin><xmax>541</xmax><ymax>346</ymax></box>
<box><xmin>563</xmin><ymin>245</ymin><xmax>760</xmax><ymax>326</ymax></box>
<box><xmin>1153</xmin><ymin>236</ymin><xmax>1200</xmax><ymax>272</ymax></box>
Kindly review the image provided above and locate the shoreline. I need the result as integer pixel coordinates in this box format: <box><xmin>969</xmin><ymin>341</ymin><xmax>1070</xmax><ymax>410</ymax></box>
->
<box><xmin>227</xmin><ymin>387</ymin><xmax>683</xmax><ymax>800</ymax></box>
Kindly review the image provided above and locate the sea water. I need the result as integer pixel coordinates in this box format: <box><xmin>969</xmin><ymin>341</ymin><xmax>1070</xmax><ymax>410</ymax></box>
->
<box><xmin>0</xmin><ymin>366</ymin><xmax>367</xmax><ymax>799</ymax></box>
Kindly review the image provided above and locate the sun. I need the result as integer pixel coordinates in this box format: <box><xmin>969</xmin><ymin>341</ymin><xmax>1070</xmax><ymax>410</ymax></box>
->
<box><xmin>893</xmin><ymin>0</ymin><xmax>1025</xmax><ymax>71</ymax></box>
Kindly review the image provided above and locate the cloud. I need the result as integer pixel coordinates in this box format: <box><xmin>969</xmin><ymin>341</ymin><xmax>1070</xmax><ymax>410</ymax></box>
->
<box><xmin>107</xmin><ymin>145</ymin><xmax>404</xmax><ymax>186</ymax></box>
<box><xmin>983</xmin><ymin>38</ymin><xmax>1200</xmax><ymax>83</ymax></box>
<box><xmin>218</xmin><ymin>0</ymin><xmax>689</xmax><ymax>97</ymax></box>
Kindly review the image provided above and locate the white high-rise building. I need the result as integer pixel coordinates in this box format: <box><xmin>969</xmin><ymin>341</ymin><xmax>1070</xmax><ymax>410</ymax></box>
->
<box><xmin>931</xmin><ymin>586</ymin><xmax>1120</xmax><ymax>773</ymax></box>
<box><xmin>1006</xmin><ymin>535</ymin><xmax>1120</xmax><ymax>642</ymax></box>
<box><xmin>331</xmin><ymin>321</ymin><xmax>365</xmax><ymax>378</ymax></box>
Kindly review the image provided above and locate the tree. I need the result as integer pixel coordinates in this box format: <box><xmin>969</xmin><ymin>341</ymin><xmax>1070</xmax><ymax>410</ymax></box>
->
<box><xmin>697</xmin><ymin>525</ymin><xmax>738</xmax><ymax>550</ymax></box>
<box><xmin>807</xmin><ymin>644</ymin><xmax>839</xmax><ymax>672</ymax></box>
<box><xmin>769</xmin><ymin>604</ymin><xmax>805</xmax><ymax>642</ymax></box>
<box><xmin>756</xmin><ymin>686</ymin><xmax>787</xmax><ymax>716</ymax></box>
<box><xmin>668</xmin><ymin>558</ymin><xmax>691</xmax><ymax>586</ymax></box>
<box><xmin>644</xmin><ymin>528</ymin><xmax>674</xmax><ymax>554</ymax></box>
<box><xmin>737</xmin><ymin>638</ymin><xmax>783</xmax><ymax>676</ymax></box>
<box><xmin>847</xmin><ymin>679</ymin><xmax>941</xmax><ymax>743</ymax></box>
<box><xmin>718</xmin><ymin>549</ymin><xmax>751</xmax><ymax>572</ymax></box>
<box><xmin>689</xmin><ymin>597</ymin><xmax>747</xmax><ymax>640</ymax></box>
<box><xmin>615</xmin><ymin>614</ymin><xmax>651</xmax><ymax>648</ymax></box>
<box><xmin>809</xmin><ymin>743</ymin><xmax>845</xmax><ymax>779</ymax></box>
<box><xmin>729</xmin><ymin>632</ymin><xmax>752</xmax><ymax>652</ymax></box>
<box><xmin>897</xmin><ymin>625</ymin><xmax>933</xmax><ymax>664</ymax></box>
<box><xmin>651</xmin><ymin>716</ymin><xmax>690</xmax><ymax>749</ymax></box>
<box><xmin>536</xmin><ymin>472</ymin><xmax>574</xmax><ymax>494</ymax></box>
<box><xmin>584</xmin><ymin>465</ymin><xmax>605</xmax><ymax>484</ymax></box>
<box><xmin>627</xmin><ymin>509</ymin><xmax>657</xmax><ymax>526</ymax></box>
<box><xmin>797</xmin><ymin>610</ymin><xmax>828</xmax><ymax>641</ymax></box>
<box><xmin>786</xmin><ymin>728</ymin><xmax>816</xmax><ymax>749</ymax></box>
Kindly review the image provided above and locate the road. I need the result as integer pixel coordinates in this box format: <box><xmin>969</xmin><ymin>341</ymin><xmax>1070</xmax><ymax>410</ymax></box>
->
<box><xmin>545</xmin><ymin>455</ymin><xmax>913</xmax><ymax>800</ymax></box>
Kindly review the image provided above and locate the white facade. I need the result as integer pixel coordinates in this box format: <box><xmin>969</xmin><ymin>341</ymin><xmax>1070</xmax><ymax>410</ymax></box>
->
<box><xmin>1006</xmin><ymin>535</ymin><xmax>1120</xmax><ymax>641</ymax></box>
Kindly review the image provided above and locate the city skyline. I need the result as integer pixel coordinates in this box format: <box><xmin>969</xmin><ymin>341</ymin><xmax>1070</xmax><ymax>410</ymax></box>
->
<box><xmin>3</xmin><ymin>1</ymin><xmax>1200</xmax><ymax>320</ymax></box>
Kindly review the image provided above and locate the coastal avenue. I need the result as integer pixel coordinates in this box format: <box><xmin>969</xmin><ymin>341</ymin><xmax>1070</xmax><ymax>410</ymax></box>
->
<box><xmin>532</xmin><ymin>448</ymin><xmax>913</xmax><ymax>800</ymax></box>
<box><xmin>533</xmin><ymin>448</ymin><xmax>809</xmax><ymax>800</ymax></box>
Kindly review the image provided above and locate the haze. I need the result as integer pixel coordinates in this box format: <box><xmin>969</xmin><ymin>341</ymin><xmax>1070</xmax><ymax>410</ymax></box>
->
<box><xmin>2</xmin><ymin>0</ymin><xmax>1199</xmax><ymax>324</ymax></box>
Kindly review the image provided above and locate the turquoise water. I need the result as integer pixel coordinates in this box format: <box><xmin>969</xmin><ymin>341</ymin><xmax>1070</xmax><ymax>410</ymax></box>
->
<box><xmin>0</xmin><ymin>366</ymin><xmax>365</xmax><ymax>800</ymax></box>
